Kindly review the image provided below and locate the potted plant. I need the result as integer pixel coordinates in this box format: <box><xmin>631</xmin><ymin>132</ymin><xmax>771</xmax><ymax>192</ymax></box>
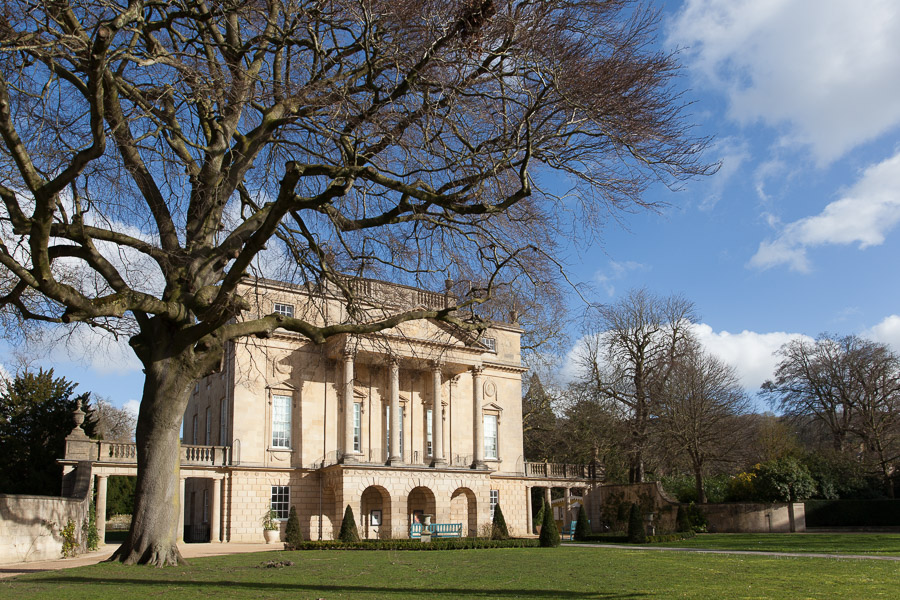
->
<box><xmin>262</xmin><ymin>510</ymin><xmax>280</xmax><ymax>544</ymax></box>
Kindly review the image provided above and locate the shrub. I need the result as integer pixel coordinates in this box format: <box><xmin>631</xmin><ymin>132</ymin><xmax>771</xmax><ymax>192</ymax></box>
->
<box><xmin>538</xmin><ymin>501</ymin><xmax>560</xmax><ymax>547</ymax></box>
<box><xmin>338</xmin><ymin>505</ymin><xmax>360</xmax><ymax>542</ymax></box>
<box><xmin>83</xmin><ymin>500</ymin><xmax>99</xmax><ymax>551</ymax></box>
<box><xmin>754</xmin><ymin>457</ymin><xmax>816</xmax><ymax>502</ymax></box>
<box><xmin>286</xmin><ymin>538</ymin><xmax>540</xmax><ymax>551</ymax></box>
<box><xmin>627</xmin><ymin>503</ymin><xmax>646</xmax><ymax>544</ymax></box>
<box><xmin>491</xmin><ymin>504</ymin><xmax>510</xmax><ymax>540</ymax></box>
<box><xmin>574</xmin><ymin>504</ymin><xmax>591</xmax><ymax>541</ymax></box>
<box><xmin>725</xmin><ymin>471</ymin><xmax>757</xmax><ymax>502</ymax></box>
<box><xmin>285</xmin><ymin>506</ymin><xmax>302</xmax><ymax>549</ymax></box>
<box><xmin>60</xmin><ymin>519</ymin><xmax>79</xmax><ymax>558</ymax></box>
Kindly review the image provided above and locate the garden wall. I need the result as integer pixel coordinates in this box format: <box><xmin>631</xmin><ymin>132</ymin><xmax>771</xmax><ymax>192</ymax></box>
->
<box><xmin>596</xmin><ymin>482</ymin><xmax>680</xmax><ymax>533</ymax></box>
<box><xmin>805</xmin><ymin>500</ymin><xmax>900</xmax><ymax>527</ymax></box>
<box><xmin>701</xmin><ymin>502</ymin><xmax>805</xmax><ymax>533</ymax></box>
<box><xmin>0</xmin><ymin>462</ymin><xmax>93</xmax><ymax>564</ymax></box>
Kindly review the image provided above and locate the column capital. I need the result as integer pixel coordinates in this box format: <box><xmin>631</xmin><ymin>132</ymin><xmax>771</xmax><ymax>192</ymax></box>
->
<box><xmin>471</xmin><ymin>365</ymin><xmax>484</xmax><ymax>376</ymax></box>
<box><xmin>342</xmin><ymin>349</ymin><xmax>356</xmax><ymax>361</ymax></box>
<box><xmin>430</xmin><ymin>360</ymin><xmax>444</xmax><ymax>373</ymax></box>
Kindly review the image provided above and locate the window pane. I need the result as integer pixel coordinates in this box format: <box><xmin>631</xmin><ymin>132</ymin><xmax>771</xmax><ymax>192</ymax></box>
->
<box><xmin>273</xmin><ymin>302</ymin><xmax>294</xmax><ymax>317</ymax></box>
<box><xmin>426</xmin><ymin>409</ymin><xmax>433</xmax><ymax>456</ymax></box>
<box><xmin>205</xmin><ymin>407</ymin><xmax>211</xmax><ymax>445</ymax></box>
<box><xmin>353</xmin><ymin>403</ymin><xmax>361</xmax><ymax>453</ymax></box>
<box><xmin>270</xmin><ymin>485</ymin><xmax>289</xmax><ymax>520</ymax></box>
<box><xmin>272</xmin><ymin>394</ymin><xmax>291</xmax><ymax>448</ymax></box>
<box><xmin>490</xmin><ymin>489</ymin><xmax>499</xmax><ymax>520</ymax></box>
<box><xmin>484</xmin><ymin>414</ymin><xmax>498</xmax><ymax>459</ymax></box>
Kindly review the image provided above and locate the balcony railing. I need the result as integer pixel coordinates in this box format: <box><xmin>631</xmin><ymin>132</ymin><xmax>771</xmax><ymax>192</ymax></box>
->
<box><xmin>523</xmin><ymin>462</ymin><xmax>602</xmax><ymax>480</ymax></box>
<box><xmin>96</xmin><ymin>441</ymin><xmax>231</xmax><ymax>466</ymax></box>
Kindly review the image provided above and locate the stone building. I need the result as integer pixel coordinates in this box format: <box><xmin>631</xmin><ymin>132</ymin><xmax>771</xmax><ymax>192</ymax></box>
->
<box><xmin>62</xmin><ymin>276</ymin><xmax>598</xmax><ymax>544</ymax></box>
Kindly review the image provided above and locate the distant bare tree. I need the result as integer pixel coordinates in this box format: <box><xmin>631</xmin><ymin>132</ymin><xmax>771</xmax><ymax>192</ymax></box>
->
<box><xmin>0</xmin><ymin>0</ymin><xmax>713</xmax><ymax>564</ymax></box>
<box><xmin>90</xmin><ymin>396</ymin><xmax>136</xmax><ymax>442</ymax></box>
<box><xmin>658</xmin><ymin>344</ymin><xmax>749</xmax><ymax>503</ymax></box>
<box><xmin>579</xmin><ymin>289</ymin><xmax>697</xmax><ymax>482</ymax></box>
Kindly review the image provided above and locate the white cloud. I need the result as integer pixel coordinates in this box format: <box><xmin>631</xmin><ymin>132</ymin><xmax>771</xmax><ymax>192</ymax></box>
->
<box><xmin>37</xmin><ymin>325</ymin><xmax>142</xmax><ymax>375</ymax></box>
<box><xmin>691</xmin><ymin>323</ymin><xmax>810</xmax><ymax>390</ymax></box>
<box><xmin>594</xmin><ymin>260</ymin><xmax>647</xmax><ymax>297</ymax></box>
<box><xmin>699</xmin><ymin>138</ymin><xmax>750</xmax><ymax>210</ymax></box>
<box><xmin>749</xmin><ymin>150</ymin><xmax>900</xmax><ymax>271</ymax></box>
<box><xmin>862</xmin><ymin>315</ymin><xmax>900</xmax><ymax>350</ymax></box>
<box><xmin>122</xmin><ymin>399</ymin><xmax>141</xmax><ymax>420</ymax></box>
<box><xmin>668</xmin><ymin>0</ymin><xmax>900</xmax><ymax>164</ymax></box>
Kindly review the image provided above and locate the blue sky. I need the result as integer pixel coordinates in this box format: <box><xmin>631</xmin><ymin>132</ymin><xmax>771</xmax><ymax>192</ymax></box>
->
<box><xmin>4</xmin><ymin>0</ymin><xmax>900</xmax><ymax>414</ymax></box>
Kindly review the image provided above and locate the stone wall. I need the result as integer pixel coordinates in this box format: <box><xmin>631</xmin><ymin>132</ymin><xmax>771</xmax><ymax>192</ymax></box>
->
<box><xmin>701</xmin><ymin>502</ymin><xmax>806</xmax><ymax>533</ymax></box>
<box><xmin>0</xmin><ymin>462</ymin><xmax>93</xmax><ymax>564</ymax></box>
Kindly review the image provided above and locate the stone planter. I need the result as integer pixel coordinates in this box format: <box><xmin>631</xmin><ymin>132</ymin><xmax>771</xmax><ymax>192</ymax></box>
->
<box><xmin>264</xmin><ymin>529</ymin><xmax>280</xmax><ymax>544</ymax></box>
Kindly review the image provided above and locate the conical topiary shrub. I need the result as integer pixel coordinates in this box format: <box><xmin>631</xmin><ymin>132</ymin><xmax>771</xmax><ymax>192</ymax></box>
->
<box><xmin>627</xmin><ymin>502</ymin><xmax>647</xmax><ymax>543</ymax></box>
<box><xmin>533</xmin><ymin>497</ymin><xmax>545</xmax><ymax>534</ymax></box>
<box><xmin>538</xmin><ymin>501</ymin><xmax>560</xmax><ymax>547</ymax></box>
<box><xmin>675</xmin><ymin>505</ymin><xmax>692</xmax><ymax>533</ymax></box>
<box><xmin>574</xmin><ymin>504</ymin><xmax>591</xmax><ymax>541</ymax></box>
<box><xmin>491</xmin><ymin>504</ymin><xmax>510</xmax><ymax>540</ymax></box>
<box><xmin>338</xmin><ymin>504</ymin><xmax>360</xmax><ymax>542</ymax></box>
<box><xmin>285</xmin><ymin>506</ymin><xmax>302</xmax><ymax>549</ymax></box>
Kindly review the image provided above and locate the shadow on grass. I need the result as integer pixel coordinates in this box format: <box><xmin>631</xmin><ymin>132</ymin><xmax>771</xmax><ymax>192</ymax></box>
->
<box><xmin>24</xmin><ymin>576</ymin><xmax>644</xmax><ymax>599</ymax></box>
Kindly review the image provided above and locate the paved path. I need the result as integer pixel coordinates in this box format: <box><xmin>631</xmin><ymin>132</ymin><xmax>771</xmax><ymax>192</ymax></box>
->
<box><xmin>0</xmin><ymin>542</ymin><xmax>283</xmax><ymax>579</ymax></box>
<box><xmin>563</xmin><ymin>542</ymin><xmax>900</xmax><ymax>561</ymax></box>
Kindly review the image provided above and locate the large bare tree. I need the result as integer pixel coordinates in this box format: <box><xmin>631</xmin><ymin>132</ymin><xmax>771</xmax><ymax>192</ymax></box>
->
<box><xmin>0</xmin><ymin>0</ymin><xmax>713</xmax><ymax>564</ymax></box>
<box><xmin>579</xmin><ymin>288</ymin><xmax>697</xmax><ymax>482</ymax></box>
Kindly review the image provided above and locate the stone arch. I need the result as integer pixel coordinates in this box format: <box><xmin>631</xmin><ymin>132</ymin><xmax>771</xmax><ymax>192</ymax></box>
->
<box><xmin>360</xmin><ymin>485</ymin><xmax>392</xmax><ymax>540</ymax></box>
<box><xmin>450</xmin><ymin>487</ymin><xmax>477</xmax><ymax>537</ymax></box>
<box><xmin>406</xmin><ymin>485</ymin><xmax>436</xmax><ymax>531</ymax></box>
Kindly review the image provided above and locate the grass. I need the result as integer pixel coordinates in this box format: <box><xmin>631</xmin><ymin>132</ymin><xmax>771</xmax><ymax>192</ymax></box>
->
<box><xmin>635</xmin><ymin>533</ymin><xmax>900</xmax><ymax>555</ymax></box>
<box><xmin>2</xmin><ymin>545</ymin><xmax>899</xmax><ymax>599</ymax></box>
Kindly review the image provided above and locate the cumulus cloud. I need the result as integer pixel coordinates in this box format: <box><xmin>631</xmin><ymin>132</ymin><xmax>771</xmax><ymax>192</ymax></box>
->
<box><xmin>698</xmin><ymin>137</ymin><xmax>750</xmax><ymax>210</ymax></box>
<box><xmin>749</xmin><ymin>150</ymin><xmax>900</xmax><ymax>271</ymax></box>
<box><xmin>668</xmin><ymin>0</ymin><xmax>900</xmax><ymax>164</ymax></box>
<box><xmin>863</xmin><ymin>315</ymin><xmax>900</xmax><ymax>351</ymax></box>
<box><xmin>122</xmin><ymin>399</ymin><xmax>141</xmax><ymax>419</ymax></box>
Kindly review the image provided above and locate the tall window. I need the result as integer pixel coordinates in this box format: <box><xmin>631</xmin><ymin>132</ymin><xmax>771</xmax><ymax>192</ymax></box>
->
<box><xmin>353</xmin><ymin>403</ymin><xmax>361</xmax><ymax>453</ymax></box>
<box><xmin>191</xmin><ymin>414</ymin><xmax>198</xmax><ymax>444</ymax></box>
<box><xmin>271</xmin><ymin>485</ymin><xmax>290</xmax><ymax>520</ymax></box>
<box><xmin>272</xmin><ymin>394</ymin><xmax>291</xmax><ymax>448</ymax></box>
<box><xmin>205</xmin><ymin>407</ymin><xmax>211</xmax><ymax>445</ymax></box>
<box><xmin>386</xmin><ymin>406</ymin><xmax>405</xmax><ymax>456</ymax></box>
<box><xmin>489</xmin><ymin>490</ymin><xmax>499</xmax><ymax>520</ymax></box>
<box><xmin>273</xmin><ymin>302</ymin><xmax>294</xmax><ymax>317</ymax></box>
<box><xmin>202</xmin><ymin>489</ymin><xmax>209</xmax><ymax>524</ymax></box>
<box><xmin>484</xmin><ymin>414</ymin><xmax>498</xmax><ymax>460</ymax></box>
<box><xmin>426</xmin><ymin>409</ymin><xmax>433</xmax><ymax>456</ymax></box>
<box><xmin>219</xmin><ymin>399</ymin><xmax>227</xmax><ymax>445</ymax></box>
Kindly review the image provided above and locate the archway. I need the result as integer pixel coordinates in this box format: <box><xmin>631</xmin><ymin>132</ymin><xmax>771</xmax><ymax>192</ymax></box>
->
<box><xmin>406</xmin><ymin>486</ymin><xmax>436</xmax><ymax>532</ymax></box>
<box><xmin>360</xmin><ymin>485</ymin><xmax>392</xmax><ymax>539</ymax></box>
<box><xmin>450</xmin><ymin>487</ymin><xmax>477</xmax><ymax>537</ymax></box>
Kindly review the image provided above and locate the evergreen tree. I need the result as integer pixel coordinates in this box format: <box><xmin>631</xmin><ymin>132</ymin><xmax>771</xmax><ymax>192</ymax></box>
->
<box><xmin>491</xmin><ymin>504</ymin><xmax>510</xmax><ymax>540</ymax></box>
<box><xmin>574</xmin><ymin>504</ymin><xmax>591</xmax><ymax>541</ymax></box>
<box><xmin>0</xmin><ymin>369</ymin><xmax>96</xmax><ymax>495</ymax></box>
<box><xmin>338</xmin><ymin>505</ymin><xmax>360</xmax><ymax>542</ymax></box>
<box><xmin>285</xmin><ymin>506</ymin><xmax>302</xmax><ymax>549</ymax></box>
<box><xmin>675</xmin><ymin>505</ymin><xmax>692</xmax><ymax>533</ymax></box>
<box><xmin>538</xmin><ymin>501</ymin><xmax>560</xmax><ymax>547</ymax></box>
<box><xmin>627</xmin><ymin>503</ymin><xmax>647</xmax><ymax>543</ymax></box>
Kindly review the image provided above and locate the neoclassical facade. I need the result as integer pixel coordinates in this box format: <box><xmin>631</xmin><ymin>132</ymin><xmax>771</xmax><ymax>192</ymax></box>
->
<box><xmin>64</xmin><ymin>276</ymin><xmax>598</xmax><ymax>544</ymax></box>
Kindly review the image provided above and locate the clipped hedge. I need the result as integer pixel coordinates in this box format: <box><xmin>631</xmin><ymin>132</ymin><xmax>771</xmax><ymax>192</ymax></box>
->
<box><xmin>805</xmin><ymin>500</ymin><xmax>900</xmax><ymax>527</ymax></box>
<box><xmin>286</xmin><ymin>538</ymin><xmax>541</xmax><ymax>551</ymax></box>
<box><xmin>575</xmin><ymin>531</ymin><xmax>696</xmax><ymax>544</ymax></box>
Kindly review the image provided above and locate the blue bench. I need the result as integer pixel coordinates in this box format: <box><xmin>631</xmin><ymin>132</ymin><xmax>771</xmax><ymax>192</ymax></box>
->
<box><xmin>409</xmin><ymin>523</ymin><xmax>463</xmax><ymax>539</ymax></box>
<box><xmin>563</xmin><ymin>519</ymin><xmax>589</xmax><ymax>540</ymax></box>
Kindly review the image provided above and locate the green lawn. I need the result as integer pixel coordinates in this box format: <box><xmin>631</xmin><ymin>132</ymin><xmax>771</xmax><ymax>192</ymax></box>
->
<box><xmin>3</xmin><ymin>546</ymin><xmax>898</xmax><ymax>599</ymax></box>
<box><xmin>644</xmin><ymin>533</ymin><xmax>900</xmax><ymax>555</ymax></box>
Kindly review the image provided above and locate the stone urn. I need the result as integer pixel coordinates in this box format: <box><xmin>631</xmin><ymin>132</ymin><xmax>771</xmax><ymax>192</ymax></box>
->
<box><xmin>264</xmin><ymin>528</ymin><xmax>280</xmax><ymax>544</ymax></box>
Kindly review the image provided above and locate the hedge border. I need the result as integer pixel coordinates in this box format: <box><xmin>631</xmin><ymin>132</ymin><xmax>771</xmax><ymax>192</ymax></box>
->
<box><xmin>574</xmin><ymin>531</ymin><xmax>696</xmax><ymax>544</ymax></box>
<box><xmin>285</xmin><ymin>538</ymin><xmax>540</xmax><ymax>551</ymax></box>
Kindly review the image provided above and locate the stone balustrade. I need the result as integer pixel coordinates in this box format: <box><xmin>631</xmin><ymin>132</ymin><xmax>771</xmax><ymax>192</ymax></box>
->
<box><xmin>91</xmin><ymin>441</ymin><xmax>231</xmax><ymax>466</ymax></box>
<box><xmin>523</xmin><ymin>461</ymin><xmax>602</xmax><ymax>480</ymax></box>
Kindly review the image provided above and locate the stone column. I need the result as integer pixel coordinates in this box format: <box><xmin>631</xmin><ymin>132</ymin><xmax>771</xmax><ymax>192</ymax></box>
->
<box><xmin>95</xmin><ymin>475</ymin><xmax>108</xmax><ymax>545</ymax></box>
<box><xmin>388</xmin><ymin>358</ymin><xmax>402</xmax><ymax>465</ymax></box>
<box><xmin>342</xmin><ymin>350</ymin><xmax>358</xmax><ymax>463</ymax></box>
<box><xmin>563</xmin><ymin>487</ymin><xmax>571</xmax><ymax>525</ymax></box>
<box><xmin>543</xmin><ymin>486</ymin><xmax>552</xmax><ymax>518</ymax></box>
<box><xmin>472</xmin><ymin>366</ymin><xmax>486</xmax><ymax>469</ymax></box>
<box><xmin>525</xmin><ymin>486</ymin><xmax>533</xmax><ymax>535</ymax></box>
<box><xmin>177</xmin><ymin>477</ymin><xmax>186</xmax><ymax>542</ymax></box>
<box><xmin>431</xmin><ymin>363</ymin><xmax>447</xmax><ymax>466</ymax></box>
<box><xmin>210</xmin><ymin>478</ymin><xmax>222</xmax><ymax>543</ymax></box>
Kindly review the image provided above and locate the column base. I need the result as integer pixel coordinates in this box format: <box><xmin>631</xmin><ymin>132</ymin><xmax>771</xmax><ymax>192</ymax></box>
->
<box><xmin>471</xmin><ymin>460</ymin><xmax>489</xmax><ymax>470</ymax></box>
<box><xmin>341</xmin><ymin>453</ymin><xmax>360</xmax><ymax>464</ymax></box>
<box><xmin>386</xmin><ymin>456</ymin><xmax>404</xmax><ymax>466</ymax></box>
<box><xmin>431</xmin><ymin>458</ymin><xmax>448</xmax><ymax>468</ymax></box>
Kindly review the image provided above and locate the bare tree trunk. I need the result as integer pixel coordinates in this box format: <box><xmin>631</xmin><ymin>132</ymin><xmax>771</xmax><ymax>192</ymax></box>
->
<box><xmin>109</xmin><ymin>355</ymin><xmax>196</xmax><ymax>566</ymax></box>
<box><xmin>693</xmin><ymin>465</ymin><xmax>706</xmax><ymax>504</ymax></box>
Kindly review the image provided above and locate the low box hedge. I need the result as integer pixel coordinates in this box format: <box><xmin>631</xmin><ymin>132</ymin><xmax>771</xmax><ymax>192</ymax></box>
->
<box><xmin>805</xmin><ymin>500</ymin><xmax>900</xmax><ymax>527</ymax></box>
<box><xmin>575</xmin><ymin>531</ymin><xmax>696</xmax><ymax>544</ymax></box>
<box><xmin>286</xmin><ymin>538</ymin><xmax>540</xmax><ymax>551</ymax></box>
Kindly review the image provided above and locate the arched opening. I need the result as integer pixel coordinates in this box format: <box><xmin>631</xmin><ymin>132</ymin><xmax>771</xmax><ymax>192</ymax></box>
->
<box><xmin>406</xmin><ymin>486</ymin><xmax>436</xmax><ymax>533</ymax></box>
<box><xmin>450</xmin><ymin>487</ymin><xmax>477</xmax><ymax>537</ymax></box>
<box><xmin>360</xmin><ymin>485</ymin><xmax>392</xmax><ymax>539</ymax></box>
